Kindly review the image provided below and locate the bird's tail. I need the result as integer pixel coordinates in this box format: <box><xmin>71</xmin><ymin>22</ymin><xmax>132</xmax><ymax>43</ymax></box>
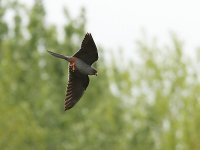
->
<box><xmin>47</xmin><ymin>50</ymin><xmax>71</xmax><ymax>61</ymax></box>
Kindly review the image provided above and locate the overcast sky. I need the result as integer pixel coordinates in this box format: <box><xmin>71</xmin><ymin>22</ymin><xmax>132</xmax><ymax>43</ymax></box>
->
<box><xmin>22</xmin><ymin>0</ymin><xmax>200</xmax><ymax>55</ymax></box>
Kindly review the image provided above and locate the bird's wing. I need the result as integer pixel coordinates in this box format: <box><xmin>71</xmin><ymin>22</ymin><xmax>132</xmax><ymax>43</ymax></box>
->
<box><xmin>74</xmin><ymin>33</ymin><xmax>98</xmax><ymax>65</ymax></box>
<box><xmin>64</xmin><ymin>68</ymin><xmax>89</xmax><ymax>110</ymax></box>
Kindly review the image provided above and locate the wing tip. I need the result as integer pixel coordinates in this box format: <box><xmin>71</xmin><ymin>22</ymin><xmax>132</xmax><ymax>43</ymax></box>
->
<box><xmin>64</xmin><ymin>107</ymin><xmax>69</xmax><ymax>111</ymax></box>
<box><xmin>64</xmin><ymin>104</ymin><xmax>73</xmax><ymax>111</ymax></box>
<box><xmin>64</xmin><ymin>96</ymin><xmax>75</xmax><ymax>111</ymax></box>
<box><xmin>85</xmin><ymin>32</ymin><xmax>92</xmax><ymax>38</ymax></box>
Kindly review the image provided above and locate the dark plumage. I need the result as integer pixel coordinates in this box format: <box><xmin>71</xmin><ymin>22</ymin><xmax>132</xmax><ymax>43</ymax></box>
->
<box><xmin>48</xmin><ymin>33</ymin><xmax>98</xmax><ymax>110</ymax></box>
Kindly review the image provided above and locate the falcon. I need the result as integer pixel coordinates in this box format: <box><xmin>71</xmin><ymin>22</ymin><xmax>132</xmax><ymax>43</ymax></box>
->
<box><xmin>48</xmin><ymin>33</ymin><xmax>98</xmax><ymax>110</ymax></box>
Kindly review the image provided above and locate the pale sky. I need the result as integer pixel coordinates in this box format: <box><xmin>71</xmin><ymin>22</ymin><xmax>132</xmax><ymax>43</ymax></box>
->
<box><xmin>22</xmin><ymin>0</ymin><xmax>200</xmax><ymax>55</ymax></box>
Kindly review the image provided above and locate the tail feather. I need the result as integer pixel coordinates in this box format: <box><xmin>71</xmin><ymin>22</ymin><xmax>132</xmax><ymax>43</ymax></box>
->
<box><xmin>47</xmin><ymin>50</ymin><xmax>70</xmax><ymax>61</ymax></box>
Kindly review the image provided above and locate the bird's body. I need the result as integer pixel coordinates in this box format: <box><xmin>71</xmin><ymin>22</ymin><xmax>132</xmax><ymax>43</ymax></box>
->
<box><xmin>48</xmin><ymin>33</ymin><xmax>98</xmax><ymax>110</ymax></box>
<box><xmin>74</xmin><ymin>57</ymin><xmax>97</xmax><ymax>75</ymax></box>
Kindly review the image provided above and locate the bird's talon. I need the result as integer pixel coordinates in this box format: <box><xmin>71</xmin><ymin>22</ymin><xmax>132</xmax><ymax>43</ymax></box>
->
<box><xmin>70</xmin><ymin>63</ymin><xmax>75</xmax><ymax>72</ymax></box>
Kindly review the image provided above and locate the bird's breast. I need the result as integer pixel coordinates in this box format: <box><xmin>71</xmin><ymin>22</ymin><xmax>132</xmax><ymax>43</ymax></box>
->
<box><xmin>75</xmin><ymin>58</ymin><xmax>94</xmax><ymax>75</ymax></box>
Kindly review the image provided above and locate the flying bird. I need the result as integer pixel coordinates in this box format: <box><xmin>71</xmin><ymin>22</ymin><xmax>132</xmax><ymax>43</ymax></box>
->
<box><xmin>48</xmin><ymin>33</ymin><xmax>98</xmax><ymax>111</ymax></box>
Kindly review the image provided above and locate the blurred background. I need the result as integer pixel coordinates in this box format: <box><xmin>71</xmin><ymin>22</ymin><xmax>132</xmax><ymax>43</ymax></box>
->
<box><xmin>1</xmin><ymin>0</ymin><xmax>200</xmax><ymax>149</ymax></box>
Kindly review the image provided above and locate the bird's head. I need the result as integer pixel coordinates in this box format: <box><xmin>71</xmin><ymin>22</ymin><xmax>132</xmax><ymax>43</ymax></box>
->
<box><xmin>92</xmin><ymin>69</ymin><xmax>98</xmax><ymax>76</ymax></box>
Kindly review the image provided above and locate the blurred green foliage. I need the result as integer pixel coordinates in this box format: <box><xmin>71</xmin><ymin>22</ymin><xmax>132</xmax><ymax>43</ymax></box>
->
<box><xmin>1</xmin><ymin>0</ymin><xmax>200</xmax><ymax>150</ymax></box>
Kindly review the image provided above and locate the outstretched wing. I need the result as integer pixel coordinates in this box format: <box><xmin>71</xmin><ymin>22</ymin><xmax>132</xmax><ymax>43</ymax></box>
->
<box><xmin>64</xmin><ymin>67</ymin><xmax>89</xmax><ymax>110</ymax></box>
<box><xmin>74</xmin><ymin>33</ymin><xmax>98</xmax><ymax>65</ymax></box>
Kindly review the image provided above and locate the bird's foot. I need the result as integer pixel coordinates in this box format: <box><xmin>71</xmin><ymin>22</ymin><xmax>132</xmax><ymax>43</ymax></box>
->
<box><xmin>70</xmin><ymin>62</ymin><xmax>75</xmax><ymax>72</ymax></box>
